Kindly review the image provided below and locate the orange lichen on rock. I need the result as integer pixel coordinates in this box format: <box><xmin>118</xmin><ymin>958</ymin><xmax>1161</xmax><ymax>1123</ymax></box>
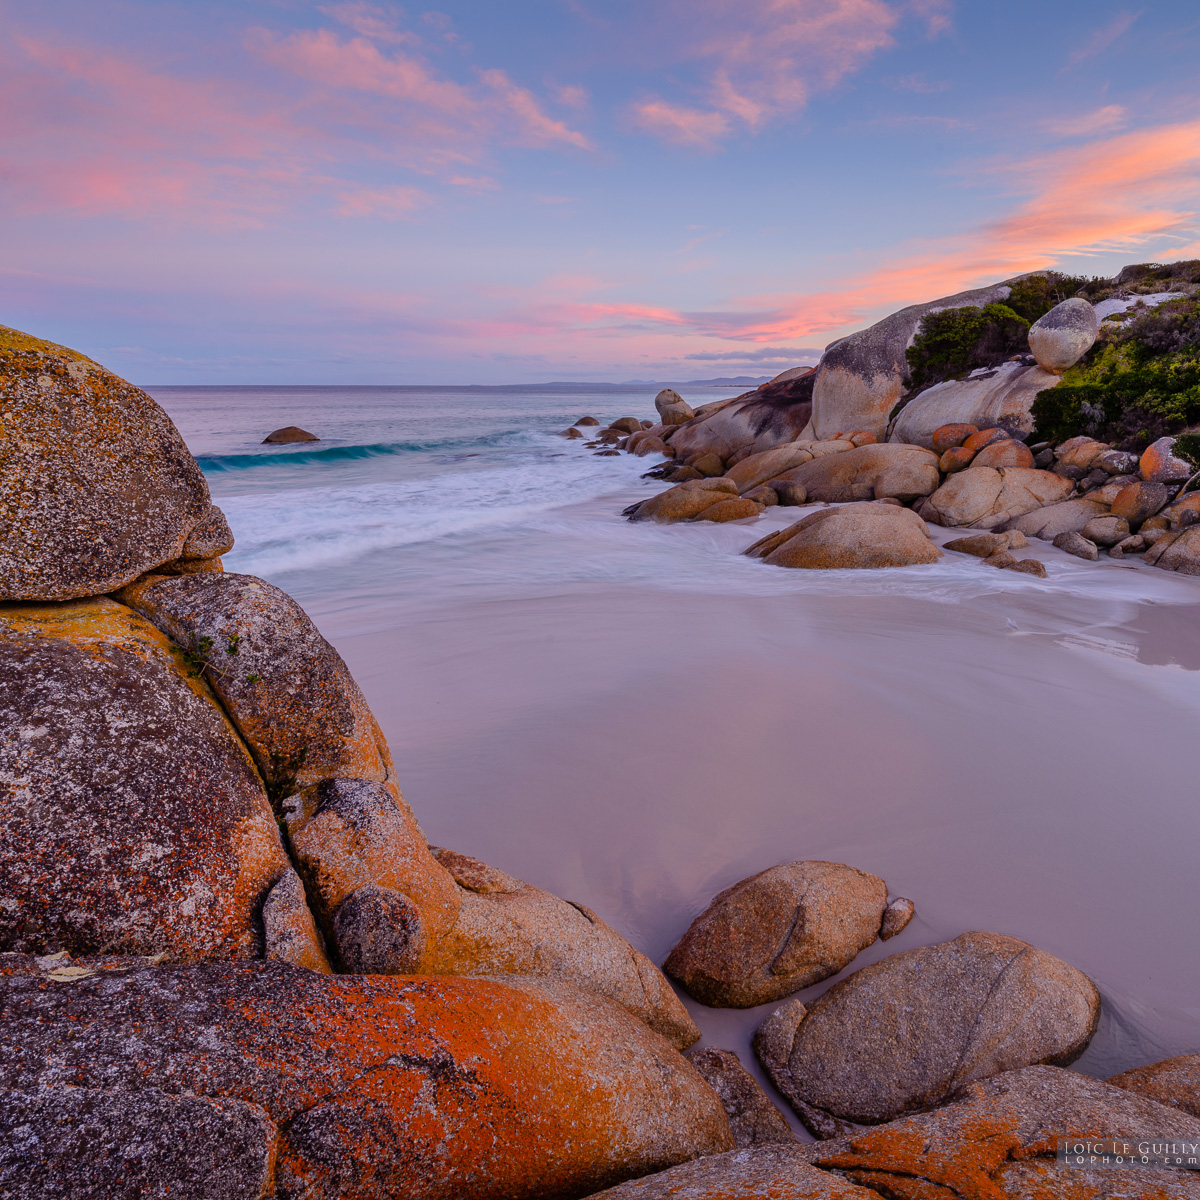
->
<box><xmin>0</xmin><ymin>597</ymin><xmax>292</xmax><ymax>960</ymax></box>
<box><xmin>0</xmin><ymin>324</ymin><xmax>221</xmax><ymax>600</ymax></box>
<box><xmin>0</xmin><ymin>961</ymin><xmax>734</xmax><ymax>1199</ymax></box>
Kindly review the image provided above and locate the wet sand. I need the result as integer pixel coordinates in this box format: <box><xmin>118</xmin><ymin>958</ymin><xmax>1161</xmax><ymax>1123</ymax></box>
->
<box><xmin>306</xmin><ymin>497</ymin><xmax>1200</xmax><ymax>1134</ymax></box>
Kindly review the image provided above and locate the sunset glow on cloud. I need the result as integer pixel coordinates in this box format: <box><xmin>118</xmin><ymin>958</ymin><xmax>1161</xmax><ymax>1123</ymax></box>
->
<box><xmin>2</xmin><ymin>0</ymin><xmax>1199</xmax><ymax>381</ymax></box>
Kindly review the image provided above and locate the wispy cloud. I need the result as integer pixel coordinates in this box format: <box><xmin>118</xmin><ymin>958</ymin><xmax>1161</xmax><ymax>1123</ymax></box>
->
<box><xmin>1042</xmin><ymin>104</ymin><xmax>1128</xmax><ymax>138</ymax></box>
<box><xmin>1064</xmin><ymin>11</ymin><xmax>1139</xmax><ymax>69</ymax></box>
<box><xmin>629</xmin><ymin>0</ymin><xmax>899</xmax><ymax>148</ymax></box>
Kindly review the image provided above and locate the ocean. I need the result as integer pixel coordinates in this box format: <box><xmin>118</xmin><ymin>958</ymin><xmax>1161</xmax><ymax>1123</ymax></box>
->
<box><xmin>153</xmin><ymin>382</ymin><xmax>1200</xmax><ymax>1117</ymax></box>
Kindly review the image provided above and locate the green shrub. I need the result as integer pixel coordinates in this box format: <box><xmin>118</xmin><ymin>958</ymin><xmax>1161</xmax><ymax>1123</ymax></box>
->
<box><xmin>906</xmin><ymin>303</ymin><xmax>1030</xmax><ymax>391</ymax></box>
<box><xmin>1005</xmin><ymin>272</ymin><xmax>1093</xmax><ymax>323</ymax></box>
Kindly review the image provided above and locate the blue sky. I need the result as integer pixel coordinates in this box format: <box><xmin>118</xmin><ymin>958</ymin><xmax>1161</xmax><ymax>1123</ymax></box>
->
<box><xmin>3</xmin><ymin>0</ymin><xmax>1200</xmax><ymax>382</ymax></box>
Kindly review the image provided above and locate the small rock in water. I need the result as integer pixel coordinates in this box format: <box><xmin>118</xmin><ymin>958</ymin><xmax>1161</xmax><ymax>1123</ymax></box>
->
<box><xmin>665</xmin><ymin>465</ymin><xmax>704</xmax><ymax>482</ymax></box>
<box><xmin>1052</xmin><ymin>531</ymin><xmax>1099</xmax><ymax>561</ymax></box>
<box><xmin>879</xmin><ymin>897</ymin><xmax>915</xmax><ymax>940</ymax></box>
<box><xmin>560</xmin><ymin>427</ymin><xmax>584</xmax><ymax>439</ymax></box>
<box><xmin>1006</xmin><ymin>558</ymin><xmax>1048</xmax><ymax>577</ymax></box>
<box><xmin>262</xmin><ymin>426</ymin><xmax>319</xmax><ymax>444</ymax></box>
<box><xmin>594</xmin><ymin>448</ymin><xmax>620</xmax><ymax>456</ymax></box>
<box><xmin>944</xmin><ymin>531</ymin><xmax>1010</xmax><ymax>558</ymax></box>
<box><xmin>985</xmin><ymin>550</ymin><xmax>1017</xmax><ymax>569</ymax></box>
<box><xmin>692</xmin><ymin>497</ymin><xmax>762</xmax><ymax>522</ymax></box>
<box><xmin>608</xmin><ymin>416</ymin><xmax>643</xmax><ymax>435</ymax></box>
<box><xmin>574</xmin><ymin>415</ymin><xmax>600</xmax><ymax>426</ymax></box>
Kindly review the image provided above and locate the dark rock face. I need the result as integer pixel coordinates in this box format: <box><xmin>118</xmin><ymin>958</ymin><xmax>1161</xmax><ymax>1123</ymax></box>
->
<box><xmin>686</xmin><ymin>1047</ymin><xmax>796</xmax><ymax>1147</ymax></box>
<box><xmin>0</xmin><ymin>960</ymin><xmax>734</xmax><ymax>1199</ymax></box>
<box><xmin>263</xmin><ymin>426</ymin><xmax>320</xmax><ymax>443</ymax></box>
<box><xmin>804</xmin><ymin>1066</ymin><xmax>1200</xmax><ymax>1200</ymax></box>
<box><xmin>668</xmin><ymin>371</ymin><xmax>816</xmax><ymax>461</ymax></box>
<box><xmin>117</xmin><ymin>572</ymin><xmax>395</xmax><ymax>793</ymax></box>
<box><xmin>665</xmin><ymin>861</ymin><xmax>889</xmax><ymax>1008</ymax></box>
<box><xmin>0</xmin><ymin>598</ymin><xmax>290</xmax><ymax>960</ymax></box>
<box><xmin>1110</xmin><ymin>1054</ymin><xmax>1200</xmax><ymax>1117</ymax></box>
<box><xmin>0</xmin><ymin>1085</ymin><xmax>276</xmax><ymax>1200</ymax></box>
<box><xmin>755</xmin><ymin>932</ymin><xmax>1100</xmax><ymax>1136</ymax></box>
<box><xmin>332</xmin><ymin>883</ymin><xmax>425</xmax><ymax>974</ymax></box>
<box><xmin>811</xmin><ymin>280</ymin><xmax>1017</xmax><ymax>440</ymax></box>
<box><xmin>0</xmin><ymin>325</ymin><xmax>214</xmax><ymax>601</ymax></box>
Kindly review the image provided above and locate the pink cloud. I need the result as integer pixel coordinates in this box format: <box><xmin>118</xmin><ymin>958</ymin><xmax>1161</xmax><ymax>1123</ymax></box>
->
<box><xmin>629</xmin><ymin>99</ymin><xmax>730</xmax><ymax>148</ymax></box>
<box><xmin>632</xmin><ymin>0</ymin><xmax>899</xmax><ymax>147</ymax></box>
<box><xmin>1042</xmin><ymin>105</ymin><xmax>1128</xmax><ymax>138</ymax></box>
<box><xmin>336</xmin><ymin>184</ymin><xmax>427</xmax><ymax>217</ymax></box>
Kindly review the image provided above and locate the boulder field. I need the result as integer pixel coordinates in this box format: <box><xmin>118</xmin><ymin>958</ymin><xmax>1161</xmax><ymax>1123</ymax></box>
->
<box><xmin>7</xmin><ymin>292</ymin><xmax>1200</xmax><ymax>1198</ymax></box>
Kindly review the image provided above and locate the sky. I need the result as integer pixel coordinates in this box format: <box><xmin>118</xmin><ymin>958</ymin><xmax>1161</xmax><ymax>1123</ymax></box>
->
<box><xmin>3</xmin><ymin>0</ymin><xmax>1200</xmax><ymax>384</ymax></box>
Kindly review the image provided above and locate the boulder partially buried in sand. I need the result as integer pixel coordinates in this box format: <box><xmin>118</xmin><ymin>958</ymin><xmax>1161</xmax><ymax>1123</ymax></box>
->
<box><xmin>754</xmin><ymin>931</ymin><xmax>1100</xmax><ymax>1136</ymax></box>
<box><xmin>0</xmin><ymin>597</ymin><xmax>293</xmax><ymax>961</ymax></box>
<box><xmin>921</xmin><ymin>466</ymin><xmax>1073</xmax><ymax>530</ymax></box>
<box><xmin>0</xmin><ymin>324</ymin><xmax>217</xmax><ymax>601</ymax></box>
<box><xmin>771</xmin><ymin>443</ymin><xmax>940</xmax><ymax>504</ymax></box>
<box><xmin>665</xmin><ymin>861</ymin><xmax>891</xmax><ymax>1008</ymax></box>
<box><xmin>0</xmin><ymin>960</ymin><xmax>733</xmax><ymax>1200</ymax></box>
<box><xmin>746</xmin><ymin>504</ymin><xmax>942</xmax><ymax>570</ymax></box>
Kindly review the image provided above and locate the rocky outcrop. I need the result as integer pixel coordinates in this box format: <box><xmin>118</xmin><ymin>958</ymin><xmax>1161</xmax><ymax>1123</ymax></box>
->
<box><xmin>0</xmin><ymin>1084</ymin><xmax>277</xmax><ymax>1200</ymax></box>
<box><xmin>117</xmin><ymin>572</ymin><xmax>398</xmax><ymax>794</ymax></box>
<box><xmin>746</xmin><ymin>505</ymin><xmax>942</xmax><ymax>569</ymax></box>
<box><xmin>654</xmin><ymin>388</ymin><xmax>695</xmax><ymax>426</ymax></box>
<box><xmin>667</xmin><ymin>370</ymin><xmax>816</xmax><ymax>462</ymax></box>
<box><xmin>801</xmin><ymin>1066</ymin><xmax>1200</xmax><ymax>1199</ymax></box>
<box><xmin>0</xmin><ymin>597</ymin><xmax>292</xmax><ymax>960</ymax></box>
<box><xmin>0</xmin><ymin>324</ymin><xmax>218</xmax><ymax>600</ymax></box>
<box><xmin>1027</xmin><ymin>298</ymin><xmax>1098</xmax><ymax>372</ymax></box>
<box><xmin>584</xmin><ymin>1145</ymin><xmax>873</xmax><ymax>1198</ymax></box>
<box><xmin>889</xmin><ymin>361</ymin><xmax>1057</xmax><ymax>447</ymax></box>
<box><xmin>262</xmin><ymin>426</ymin><xmax>319</xmax><ymax>444</ymax></box>
<box><xmin>754</xmin><ymin>932</ymin><xmax>1100</xmax><ymax>1136</ymax></box>
<box><xmin>1112</xmin><ymin>480</ymin><xmax>1170</xmax><ymax>524</ymax></box>
<box><xmin>770</xmin><ymin>443</ymin><xmax>940</xmax><ymax>503</ymax></box>
<box><xmin>686</xmin><ymin>1048</ymin><xmax>796</xmax><ymax>1147</ymax></box>
<box><xmin>921</xmin><ymin>467</ymin><xmax>1073</xmax><ymax>529</ymax></box>
<box><xmin>1146</xmin><ymin>526</ymin><xmax>1200</xmax><ymax>575</ymax></box>
<box><xmin>1109</xmin><ymin>1054</ymin><xmax>1200</xmax><ymax>1117</ymax></box>
<box><xmin>810</xmin><ymin>279</ymin><xmax>1019</xmax><ymax>440</ymax></box>
<box><xmin>0</xmin><ymin>960</ymin><xmax>733</xmax><ymax>1199</ymax></box>
<box><xmin>664</xmin><ymin>861</ymin><xmax>890</xmax><ymax>1008</ymax></box>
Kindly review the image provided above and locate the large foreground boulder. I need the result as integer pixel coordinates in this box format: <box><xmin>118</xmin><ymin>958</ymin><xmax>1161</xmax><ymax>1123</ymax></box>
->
<box><xmin>889</xmin><ymin>361</ymin><xmax>1058</xmax><ymax>447</ymax></box>
<box><xmin>0</xmin><ymin>324</ymin><xmax>219</xmax><ymax>600</ymax></box>
<box><xmin>0</xmin><ymin>598</ymin><xmax>293</xmax><ymax>961</ymax></box>
<box><xmin>755</xmin><ymin>931</ymin><xmax>1100</xmax><ymax>1136</ymax></box>
<box><xmin>922</xmin><ymin>467</ymin><xmax>1073</xmax><ymax>529</ymax></box>
<box><xmin>771</xmin><ymin>443</ymin><xmax>940</xmax><ymax>503</ymax></box>
<box><xmin>665</xmin><ymin>861</ymin><xmax>890</xmax><ymax>1007</ymax></box>
<box><xmin>0</xmin><ymin>960</ymin><xmax>733</xmax><ymax>1199</ymax></box>
<box><xmin>668</xmin><ymin>370</ymin><xmax>816</xmax><ymax>462</ymax></box>
<box><xmin>805</xmin><ymin>1066</ymin><xmax>1200</xmax><ymax>1199</ymax></box>
<box><xmin>746</xmin><ymin>505</ymin><xmax>942</xmax><ymax>570</ymax></box>
<box><xmin>809</xmin><ymin>279</ymin><xmax>1020</xmax><ymax>440</ymax></box>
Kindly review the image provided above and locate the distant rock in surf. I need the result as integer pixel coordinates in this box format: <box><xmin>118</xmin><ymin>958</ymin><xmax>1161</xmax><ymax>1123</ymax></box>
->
<box><xmin>262</xmin><ymin>426</ymin><xmax>320</xmax><ymax>444</ymax></box>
